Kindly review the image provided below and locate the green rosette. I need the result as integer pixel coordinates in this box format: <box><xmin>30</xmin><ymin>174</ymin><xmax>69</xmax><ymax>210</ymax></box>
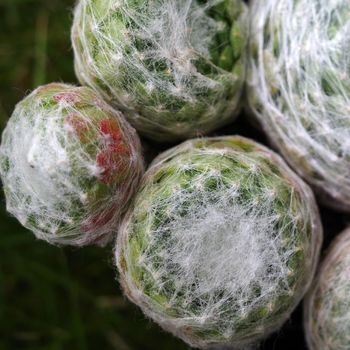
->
<box><xmin>247</xmin><ymin>0</ymin><xmax>350</xmax><ymax>212</ymax></box>
<box><xmin>0</xmin><ymin>83</ymin><xmax>144</xmax><ymax>246</ymax></box>
<box><xmin>304</xmin><ymin>228</ymin><xmax>350</xmax><ymax>350</ymax></box>
<box><xmin>72</xmin><ymin>0</ymin><xmax>247</xmax><ymax>142</ymax></box>
<box><xmin>116</xmin><ymin>136</ymin><xmax>322</xmax><ymax>349</ymax></box>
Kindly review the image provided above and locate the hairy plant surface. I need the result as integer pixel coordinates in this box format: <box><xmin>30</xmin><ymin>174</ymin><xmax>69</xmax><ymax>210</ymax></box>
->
<box><xmin>0</xmin><ymin>83</ymin><xmax>144</xmax><ymax>246</ymax></box>
<box><xmin>304</xmin><ymin>227</ymin><xmax>350</xmax><ymax>350</ymax></box>
<box><xmin>72</xmin><ymin>0</ymin><xmax>247</xmax><ymax>142</ymax></box>
<box><xmin>116</xmin><ymin>136</ymin><xmax>322</xmax><ymax>349</ymax></box>
<box><xmin>247</xmin><ymin>0</ymin><xmax>350</xmax><ymax>212</ymax></box>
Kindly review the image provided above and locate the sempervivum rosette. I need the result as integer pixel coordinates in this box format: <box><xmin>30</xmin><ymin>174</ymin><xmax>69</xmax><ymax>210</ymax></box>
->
<box><xmin>304</xmin><ymin>228</ymin><xmax>350</xmax><ymax>350</ymax></box>
<box><xmin>72</xmin><ymin>0</ymin><xmax>247</xmax><ymax>142</ymax></box>
<box><xmin>0</xmin><ymin>83</ymin><xmax>143</xmax><ymax>246</ymax></box>
<box><xmin>247</xmin><ymin>0</ymin><xmax>350</xmax><ymax>212</ymax></box>
<box><xmin>116</xmin><ymin>136</ymin><xmax>322</xmax><ymax>349</ymax></box>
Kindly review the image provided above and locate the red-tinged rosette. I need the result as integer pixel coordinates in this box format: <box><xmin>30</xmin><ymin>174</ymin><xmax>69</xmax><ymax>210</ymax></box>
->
<box><xmin>0</xmin><ymin>83</ymin><xmax>144</xmax><ymax>246</ymax></box>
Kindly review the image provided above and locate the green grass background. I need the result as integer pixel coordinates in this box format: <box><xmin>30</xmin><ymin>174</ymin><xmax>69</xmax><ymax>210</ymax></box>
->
<box><xmin>0</xmin><ymin>1</ymin><xmax>187</xmax><ymax>349</ymax></box>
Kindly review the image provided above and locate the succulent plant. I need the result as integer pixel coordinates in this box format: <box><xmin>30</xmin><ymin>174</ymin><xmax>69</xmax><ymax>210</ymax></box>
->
<box><xmin>247</xmin><ymin>0</ymin><xmax>350</xmax><ymax>212</ymax></box>
<box><xmin>304</xmin><ymin>227</ymin><xmax>350</xmax><ymax>350</ymax></box>
<box><xmin>116</xmin><ymin>136</ymin><xmax>322</xmax><ymax>349</ymax></box>
<box><xmin>0</xmin><ymin>83</ymin><xmax>144</xmax><ymax>246</ymax></box>
<box><xmin>72</xmin><ymin>0</ymin><xmax>247</xmax><ymax>142</ymax></box>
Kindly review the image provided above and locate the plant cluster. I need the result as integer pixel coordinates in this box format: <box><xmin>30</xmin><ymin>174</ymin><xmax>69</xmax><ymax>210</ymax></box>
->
<box><xmin>247</xmin><ymin>0</ymin><xmax>350</xmax><ymax>212</ymax></box>
<box><xmin>6</xmin><ymin>0</ymin><xmax>350</xmax><ymax>348</ymax></box>
<box><xmin>116</xmin><ymin>136</ymin><xmax>322</xmax><ymax>349</ymax></box>
<box><xmin>72</xmin><ymin>0</ymin><xmax>247</xmax><ymax>142</ymax></box>
<box><xmin>304</xmin><ymin>228</ymin><xmax>350</xmax><ymax>350</ymax></box>
<box><xmin>0</xmin><ymin>83</ymin><xmax>143</xmax><ymax>246</ymax></box>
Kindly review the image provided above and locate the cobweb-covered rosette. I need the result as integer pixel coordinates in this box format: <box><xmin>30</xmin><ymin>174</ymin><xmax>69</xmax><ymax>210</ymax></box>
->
<box><xmin>116</xmin><ymin>136</ymin><xmax>322</xmax><ymax>349</ymax></box>
<box><xmin>72</xmin><ymin>0</ymin><xmax>247</xmax><ymax>142</ymax></box>
<box><xmin>0</xmin><ymin>83</ymin><xmax>144</xmax><ymax>246</ymax></box>
<box><xmin>304</xmin><ymin>228</ymin><xmax>350</xmax><ymax>350</ymax></box>
<box><xmin>247</xmin><ymin>0</ymin><xmax>350</xmax><ymax>212</ymax></box>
